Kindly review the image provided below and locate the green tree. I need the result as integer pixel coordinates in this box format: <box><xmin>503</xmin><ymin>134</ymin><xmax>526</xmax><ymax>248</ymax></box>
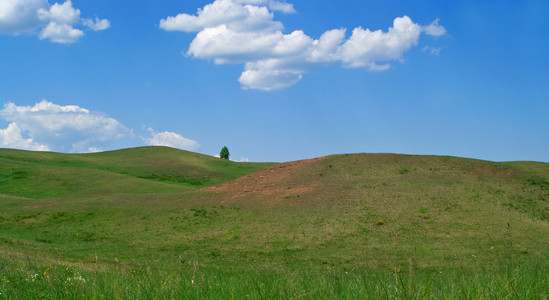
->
<box><xmin>220</xmin><ymin>146</ymin><xmax>230</xmax><ymax>160</ymax></box>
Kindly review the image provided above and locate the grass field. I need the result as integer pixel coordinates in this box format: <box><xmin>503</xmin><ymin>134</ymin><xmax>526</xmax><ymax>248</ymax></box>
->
<box><xmin>1</xmin><ymin>147</ymin><xmax>548</xmax><ymax>299</ymax></box>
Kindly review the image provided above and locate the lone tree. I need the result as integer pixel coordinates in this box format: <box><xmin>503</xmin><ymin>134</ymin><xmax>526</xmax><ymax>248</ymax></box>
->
<box><xmin>219</xmin><ymin>146</ymin><xmax>230</xmax><ymax>160</ymax></box>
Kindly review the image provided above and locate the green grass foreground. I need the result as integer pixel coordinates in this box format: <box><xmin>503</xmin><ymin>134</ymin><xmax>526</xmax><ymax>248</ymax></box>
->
<box><xmin>1</xmin><ymin>259</ymin><xmax>547</xmax><ymax>299</ymax></box>
<box><xmin>1</xmin><ymin>147</ymin><xmax>548</xmax><ymax>298</ymax></box>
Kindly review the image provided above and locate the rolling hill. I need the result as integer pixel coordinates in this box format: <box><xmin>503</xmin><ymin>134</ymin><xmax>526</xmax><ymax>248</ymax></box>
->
<box><xmin>0</xmin><ymin>147</ymin><xmax>547</xmax><ymax>298</ymax></box>
<box><xmin>0</xmin><ymin>146</ymin><xmax>275</xmax><ymax>198</ymax></box>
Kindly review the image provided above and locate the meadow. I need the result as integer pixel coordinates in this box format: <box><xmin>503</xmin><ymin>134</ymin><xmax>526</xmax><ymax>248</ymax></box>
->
<box><xmin>1</xmin><ymin>147</ymin><xmax>548</xmax><ymax>299</ymax></box>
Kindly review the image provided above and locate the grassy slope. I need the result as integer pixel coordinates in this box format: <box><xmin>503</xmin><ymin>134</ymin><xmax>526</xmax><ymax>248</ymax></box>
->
<box><xmin>189</xmin><ymin>154</ymin><xmax>548</xmax><ymax>269</ymax></box>
<box><xmin>1</xmin><ymin>148</ymin><xmax>548</xmax><ymax>298</ymax></box>
<box><xmin>0</xmin><ymin>146</ymin><xmax>275</xmax><ymax>198</ymax></box>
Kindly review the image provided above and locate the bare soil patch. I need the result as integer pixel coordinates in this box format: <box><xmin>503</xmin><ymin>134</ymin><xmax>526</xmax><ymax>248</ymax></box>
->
<box><xmin>202</xmin><ymin>157</ymin><xmax>325</xmax><ymax>205</ymax></box>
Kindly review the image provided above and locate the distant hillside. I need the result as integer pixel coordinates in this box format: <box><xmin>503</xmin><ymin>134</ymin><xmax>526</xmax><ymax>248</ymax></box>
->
<box><xmin>0</xmin><ymin>146</ymin><xmax>275</xmax><ymax>199</ymax></box>
<box><xmin>205</xmin><ymin>153</ymin><xmax>548</xmax><ymax>216</ymax></box>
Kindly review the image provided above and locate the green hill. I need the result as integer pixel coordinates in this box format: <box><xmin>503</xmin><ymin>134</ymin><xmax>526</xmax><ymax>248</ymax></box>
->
<box><xmin>0</xmin><ymin>146</ymin><xmax>275</xmax><ymax>199</ymax></box>
<box><xmin>0</xmin><ymin>147</ymin><xmax>547</xmax><ymax>298</ymax></box>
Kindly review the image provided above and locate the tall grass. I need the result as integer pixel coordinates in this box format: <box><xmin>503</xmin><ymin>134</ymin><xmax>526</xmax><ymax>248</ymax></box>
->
<box><xmin>1</xmin><ymin>257</ymin><xmax>547</xmax><ymax>299</ymax></box>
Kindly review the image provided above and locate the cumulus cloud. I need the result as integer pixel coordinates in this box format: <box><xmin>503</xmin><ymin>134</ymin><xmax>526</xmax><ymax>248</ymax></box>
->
<box><xmin>0</xmin><ymin>100</ymin><xmax>130</xmax><ymax>152</ymax></box>
<box><xmin>37</xmin><ymin>0</ymin><xmax>80</xmax><ymax>25</ymax></box>
<box><xmin>239</xmin><ymin>68</ymin><xmax>302</xmax><ymax>91</ymax></box>
<box><xmin>144</xmin><ymin>128</ymin><xmax>200</xmax><ymax>151</ymax></box>
<box><xmin>338</xmin><ymin>17</ymin><xmax>422</xmax><ymax>69</ymax></box>
<box><xmin>0</xmin><ymin>122</ymin><xmax>49</xmax><ymax>151</ymax></box>
<box><xmin>161</xmin><ymin>0</ymin><xmax>446</xmax><ymax>90</ymax></box>
<box><xmin>0</xmin><ymin>0</ymin><xmax>49</xmax><ymax>34</ymax></box>
<box><xmin>0</xmin><ymin>100</ymin><xmax>204</xmax><ymax>153</ymax></box>
<box><xmin>82</xmin><ymin>17</ymin><xmax>110</xmax><ymax>31</ymax></box>
<box><xmin>423</xmin><ymin>19</ymin><xmax>446</xmax><ymax>37</ymax></box>
<box><xmin>159</xmin><ymin>0</ymin><xmax>287</xmax><ymax>33</ymax></box>
<box><xmin>267</xmin><ymin>1</ymin><xmax>295</xmax><ymax>14</ymax></box>
<box><xmin>39</xmin><ymin>22</ymin><xmax>83</xmax><ymax>43</ymax></box>
<box><xmin>0</xmin><ymin>0</ymin><xmax>109</xmax><ymax>43</ymax></box>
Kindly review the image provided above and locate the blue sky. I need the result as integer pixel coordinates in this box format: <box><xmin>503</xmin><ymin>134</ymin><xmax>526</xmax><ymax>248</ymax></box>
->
<box><xmin>1</xmin><ymin>0</ymin><xmax>548</xmax><ymax>162</ymax></box>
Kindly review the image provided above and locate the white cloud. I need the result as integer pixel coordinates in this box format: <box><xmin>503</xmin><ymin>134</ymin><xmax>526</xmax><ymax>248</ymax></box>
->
<box><xmin>144</xmin><ymin>128</ymin><xmax>200</xmax><ymax>151</ymax></box>
<box><xmin>308</xmin><ymin>29</ymin><xmax>346</xmax><ymax>63</ymax></box>
<box><xmin>1</xmin><ymin>100</ymin><xmax>205</xmax><ymax>153</ymax></box>
<box><xmin>187</xmin><ymin>25</ymin><xmax>284</xmax><ymax>63</ymax></box>
<box><xmin>0</xmin><ymin>0</ymin><xmax>49</xmax><ymax>34</ymax></box>
<box><xmin>82</xmin><ymin>17</ymin><xmax>110</xmax><ymax>31</ymax></box>
<box><xmin>267</xmin><ymin>1</ymin><xmax>295</xmax><ymax>14</ymax></box>
<box><xmin>0</xmin><ymin>0</ymin><xmax>109</xmax><ymax>43</ymax></box>
<box><xmin>37</xmin><ymin>0</ymin><xmax>80</xmax><ymax>25</ymax></box>
<box><xmin>38</xmin><ymin>22</ymin><xmax>83</xmax><ymax>43</ymax></box>
<box><xmin>160</xmin><ymin>0</ymin><xmax>283</xmax><ymax>33</ymax></box>
<box><xmin>423</xmin><ymin>18</ymin><xmax>446</xmax><ymax>37</ymax></box>
<box><xmin>0</xmin><ymin>122</ymin><xmax>49</xmax><ymax>151</ymax></box>
<box><xmin>239</xmin><ymin>157</ymin><xmax>249</xmax><ymax>162</ymax></box>
<box><xmin>0</xmin><ymin>100</ymin><xmax>130</xmax><ymax>152</ymax></box>
<box><xmin>338</xmin><ymin>16</ymin><xmax>422</xmax><ymax>69</ymax></box>
<box><xmin>239</xmin><ymin>68</ymin><xmax>302</xmax><ymax>91</ymax></box>
<box><xmin>161</xmin><ymin>0</ymin><xmax>446</xmax><ymax>91</ymax></box>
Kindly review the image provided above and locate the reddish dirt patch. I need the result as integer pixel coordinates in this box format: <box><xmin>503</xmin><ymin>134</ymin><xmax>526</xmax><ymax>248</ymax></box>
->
<box><xmin>202</xmin><ymin>157</ymin><xmax>325</xmax><ymax>205</ymax></box>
